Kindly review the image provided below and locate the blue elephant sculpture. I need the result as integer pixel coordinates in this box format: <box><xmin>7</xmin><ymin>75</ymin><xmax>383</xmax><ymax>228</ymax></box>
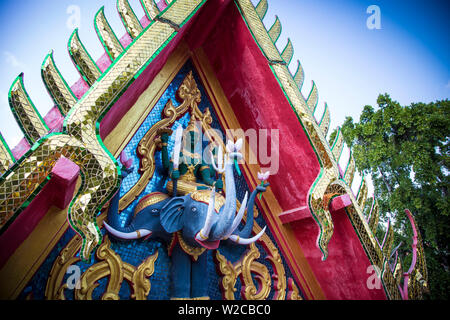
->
<box><xmin>104</xmin><ymin>140</ymin><xmax>268</xmax><ymax>299</ymax></box>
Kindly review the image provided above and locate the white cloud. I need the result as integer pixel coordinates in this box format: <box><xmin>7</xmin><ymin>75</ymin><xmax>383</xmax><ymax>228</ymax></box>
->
<box><xmin>3</xmin><ymin>51</ymin><xmax>27</xmax><ymax>70</ymax></box>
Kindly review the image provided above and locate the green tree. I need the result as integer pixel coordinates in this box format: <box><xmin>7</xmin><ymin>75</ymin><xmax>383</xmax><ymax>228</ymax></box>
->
<box><xmin>338</xmin><ymin>94</ymin><xmax>449</xmax><ymax>299</ymax></box>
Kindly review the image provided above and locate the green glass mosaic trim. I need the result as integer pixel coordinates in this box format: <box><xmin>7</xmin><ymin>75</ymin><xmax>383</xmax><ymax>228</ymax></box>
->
<box><xmin>117</xmin><ymin>0</ymin><xmax>143</xmax><ymax>39</ymax></box>
<box><xmin>41</xmin><ymin>51</ymin><xmax>78</xmax><ymax>116</ymax></box>
<box><xmin>8</xmin><ymin>73</ymin><xmax>49</xmax><ymax>145</ymax></box>
<box><xmin>68</xmin><ymin>28</ymin><xmax>102</xmax><ymax>87</ymax></box>
<box><xmin>95</xmin><ymin>6</ymin><xmax>124</xmax><ymax>61</ymax></box>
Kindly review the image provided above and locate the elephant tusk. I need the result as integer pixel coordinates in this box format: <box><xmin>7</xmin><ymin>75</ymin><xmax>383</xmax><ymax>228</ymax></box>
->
<box><xmin>223</xmin><ymin>191</ymin><xmax>248</xmax><ymax>240</ymax></box>
<box><xmin>103</xmin><ymin>222</ymin><xmax>152</xmax><ymax>240</ymax></box>
<box><xmin>210</xmin><ymin>150</ymin><xmax>225</xmax><ymax>174</ymax></box>
<box><xmin>196</xmin><ymin>187</ymin><xmax>216</xmax><ymax>241</ymax></box>
<box><xmin>227</xmin><ymin>152</ymin><xmax>243</xmax><ymax>164</ymax></box>
<box><xmin>229</xmin><ymin>226</ymin><xmax>266</xmax><ymax>245</ymax></box>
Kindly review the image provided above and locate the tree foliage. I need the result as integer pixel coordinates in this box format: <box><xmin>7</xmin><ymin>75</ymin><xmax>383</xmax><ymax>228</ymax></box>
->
<box><xmin>339</xmin><ymin>94</ymin><xmax>449</xmax><ymax>299</ymax></box>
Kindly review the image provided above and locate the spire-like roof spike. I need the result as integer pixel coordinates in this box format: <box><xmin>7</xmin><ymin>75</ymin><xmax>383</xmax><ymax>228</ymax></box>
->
<box><xmin>281</xmin><ymin>38</ymin><xmax>294</xmax><ymax>66</ymax></box>
<box><xmin>255</xmin><ymin>0</ymin><xmax>268</xmax><ymax>19</ymax></box>
<box><xmin>8</xmin><ymin>73</ymin><xmax>49</xmax><ymax>145</ymax></box>
<box><xmin>268</xmin><ymin>15</ymin><xmax>281</xmax><ymax>43</ymax></box>
<box><xmin>367</xmin><ymin>197</ymin><xmax>379</xmax><ymax>234</ymax></box>
<box><xmin>293</xmin><ymin>60</ymin><xmax>305</xmax><ymax>90</ymax></box>
<box><xmin>41</xmin><ymin>50</ymin><xmax>78</xmax><ymax>116</ymax></box>
<box><xmin>306</xmin><ymin>81</ymin><xmax>319</xmax><ymax>113</ymax></box>
<box><xmin>357</xmin><ymin>175</ymin><xmax>369</xmax><ymax>213</ymax></box>
<box><xmin>0</xmin><ymin>131</ymin><xmax>15</xmax><ymax>174</ymax></box>
<box><xmin>95</xmin><ymin>6</ymin><xmax>124</xmax><ymax>61</ymax></box>
<box><xmin>68</xmin><ymin>28</ymin><xmax>101</xmax><ymax>87</ymax></box>
<box><xmin>117</xmin><ymin>0</ymin><xmax>143</xmax><ymax>39</ymax></box>
<box><xmin>140</xmin><ymin>0</ymin><xmax>161</xmax><ymax>20</ymax></box>
<box><xmin>330</xmin><ymin>126</ymin><xmax>344</xmax><ymax>162</ymax></box>
<box><xmin>318</xmin><ymin>102</ymin><xmax>331</xmax><ymax>137</ymax></box>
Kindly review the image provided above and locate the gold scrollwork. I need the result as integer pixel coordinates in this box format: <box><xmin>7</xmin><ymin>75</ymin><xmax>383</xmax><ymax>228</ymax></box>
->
<box><xmin>45</xmin><ymin>235</ymin><xmax>158</xmax><ymax>300</ymax></box>
<box><xmin>287</xmin><ymin>277</ymin><xmax>303</xmax><ymax>300</ymax></box>
<box><xmin>215</xmin><ymin>223</ymin><xmax>289</xmax><ymax>300</ymax></box>
<box><xmin>118</xmin><ymin>71</ymin><xmax>228</xmax><ymax>212</ymax></box>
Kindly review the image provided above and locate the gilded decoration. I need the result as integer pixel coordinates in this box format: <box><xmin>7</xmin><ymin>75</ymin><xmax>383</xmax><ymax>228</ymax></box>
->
<box><xmin>94</xmin><ymin>7</ymin><xmax>124</xmax><ymax>61</ymax></box>
<box><xmin>118</xmin><ymin>0</ymin><xmax>143</xmax><ymax>39</ymax></box>
<box><xmin>0</xmin><ymin>133</ymin><xmax>14</xmax><ymax>174</ymax></box>
<box><xmin>9</xmin><ymin>74</ymin><xmax>49</xmax><ymax>144</ymax></box>
<box><xmin>41</xmin><ymin>51</ymin><xmax>78</xmax><ymax>116</ymax></box>
<box><xmin>46</xmin><ymin>235</ymin><xmax>158</xmax><ymax>300</ymax></box>
<box><xmin>215</xmin><ymin>219</ymin><xmax>287</xmax><ymax>300</ymax></box>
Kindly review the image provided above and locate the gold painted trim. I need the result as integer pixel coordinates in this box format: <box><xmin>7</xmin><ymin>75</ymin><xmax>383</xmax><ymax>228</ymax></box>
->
<box><xmin>103</xmin><ymin>42</ymin><xmax>191</xmax><ymax>157</ymax></box>
<box><xmin>176</xmin><ymin>231</ymin><xmax>206</xmax><ymax>261</ymax></box>
<box><xmin>141</xmin><ymin>0</ymin><xmax>160</xmax><ymax>20</ymax></box>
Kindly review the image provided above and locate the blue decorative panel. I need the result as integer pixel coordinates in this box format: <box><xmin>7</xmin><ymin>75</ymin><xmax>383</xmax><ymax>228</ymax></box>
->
<box><xmin>18</xmin><ymin>60</ymin><xmax>304</xmax><ymax>300</ymax></box>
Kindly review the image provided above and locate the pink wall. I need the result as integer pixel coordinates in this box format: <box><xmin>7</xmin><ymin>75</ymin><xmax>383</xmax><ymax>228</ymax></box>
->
<box><xmin>198</xmin><ymin>3</ymin><xmax>387</xmax><ymax>300</ymax></box>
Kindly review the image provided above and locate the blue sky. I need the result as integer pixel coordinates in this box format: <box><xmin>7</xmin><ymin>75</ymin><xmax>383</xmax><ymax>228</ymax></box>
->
<box><xmin>0</xmin><ymin>0</ymin><xmax>448</xmax><ymax>193</ymax></box>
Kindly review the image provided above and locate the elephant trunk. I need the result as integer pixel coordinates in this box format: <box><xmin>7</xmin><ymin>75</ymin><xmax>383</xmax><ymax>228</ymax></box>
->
<box><xmin>210</xmin><ymin>140</ymin><xmax>243</xmax><ymax>240</ymax></box>
<box><xmin>104</xmin><ymin>189</ymin><xmax>151</xmax><ymax>240</ymax></box>
<box><xmin>195</xmin><ymin>188</ymin><xmax>216</xmax><ymax>241</ymax></box>
<box><xmin>228</xmin><ymin>183</ymin><xmax>270</xmax><ymax>245</ymax></box>
<box><xmin>234</xmin><ymin>188</ymin><xmax>259</xmax><ymax>238</ymax></box>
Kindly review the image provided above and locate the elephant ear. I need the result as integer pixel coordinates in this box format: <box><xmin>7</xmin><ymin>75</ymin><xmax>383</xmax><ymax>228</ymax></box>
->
<box><xmin>160</xmin><ymin>196</ymin><xmax>187</xmax><ymax>233</ymax></box>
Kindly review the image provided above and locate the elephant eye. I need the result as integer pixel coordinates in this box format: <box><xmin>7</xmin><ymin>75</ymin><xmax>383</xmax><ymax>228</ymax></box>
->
<box><xmin>151</xmin><ymin>209</ymin><xmax>158</xmax><ymax>213</ymax></box>
<box><xmin>191</xmin><ymin>207</ymin><xmax>197</xmax><ymax>212</ymax></box>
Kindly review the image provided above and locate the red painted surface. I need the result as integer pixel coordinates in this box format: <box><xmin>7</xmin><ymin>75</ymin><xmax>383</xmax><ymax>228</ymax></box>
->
<box><xmin>50</xmin><ymin>156</ymin><xmax>79</xmax><ymax>209</ymax></box>
<box><xmin>201</xmin><ymin>3</ymin><xmax>320</xmax><ymax>217</ymax></box>
<box><xmin>97</xmin><ymin>52</ymin><xmax>112</xmax><ymax>74</ymax></box>
<box><xmin>291</xmin><ymin>209</ymin><xmax>387</xmax><ymax>299</ymax></box>
<box><xmin>44</xmin><ymin>106</ymin><xmax>64</xmax><ymax>133</ymax></box>
<box><xmin>158</xmin><ymin>0</ymin><xmax>168</xmax><ymax>11</ymax></box>
<box><xmin>71</xmin><ymin>77</ymin><xmax>90</xmax><ymax>100</ymax></box>
<box><xmin>0</xmin><ymin>157</ymin><xmax>79</xmax><ymax>269</ymax></box>
<box><xmin>279</xmin><ymin>195</ymin><xmax>351</xmax><ymax>224</ymax></box>
<box><xmin>279</xmin><ymin>206</ymin><xmax>311</xmax><ymax>224</ymax></box>
<box><xmin>198</xmin><ymin>3</ymin><xmax>387</xmax><ymax>300</ymax></box>
<box><xmin>330</xmin><ymin>194</ymin><xmax>352</xmax><ymax>212</ymax></box>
